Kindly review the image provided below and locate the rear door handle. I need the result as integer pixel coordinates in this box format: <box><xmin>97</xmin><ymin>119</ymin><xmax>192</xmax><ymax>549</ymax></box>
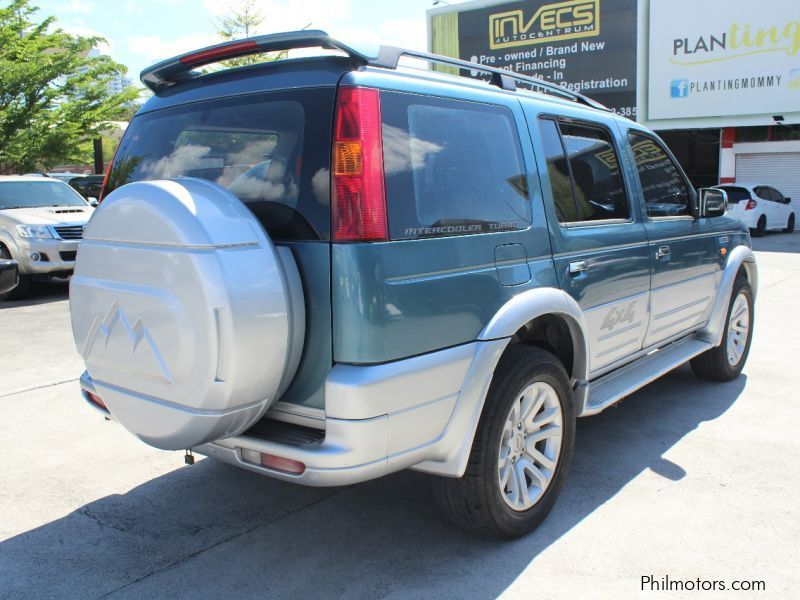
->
<box><xmin>569</xmin><ymin>260</ymin><xmax>588</xmax><ymax>275</ymax></box>
<box><xmin>656</xmin><ymin>245</ymin><xmax>671</xmax><ymax>259</ymax></box>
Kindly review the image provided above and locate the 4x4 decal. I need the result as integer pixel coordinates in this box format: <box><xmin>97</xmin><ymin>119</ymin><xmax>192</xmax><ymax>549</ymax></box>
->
<box><xmin>600</xmin><ymin>302</ymin><xmax>636</xmax><ymax>331</ymax></box>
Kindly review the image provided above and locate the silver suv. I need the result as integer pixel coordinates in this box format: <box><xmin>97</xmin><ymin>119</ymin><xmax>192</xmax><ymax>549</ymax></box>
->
<box><xmin>0</xmin><ymin>176</ymin><xmax>94</xmax><ymax>298</ymax></box>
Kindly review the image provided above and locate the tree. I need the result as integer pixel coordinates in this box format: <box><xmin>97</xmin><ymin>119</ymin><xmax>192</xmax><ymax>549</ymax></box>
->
<box><xmin>213</xmin><ymin>0</ymin><xmax>287</xmax><ymax>68</ymax></box>
<box><xmin>0</xmin><ymin>0</ymin><xmax>138</xmax><ymax>172</ymax></box>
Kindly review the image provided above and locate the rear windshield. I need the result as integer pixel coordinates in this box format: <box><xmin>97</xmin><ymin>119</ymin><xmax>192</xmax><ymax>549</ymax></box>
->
<box><xmin>716</xmin><ymin>186</ymin><xmax>750</xmax><ymax>204</ymax></box>
<box><xmin>0</xmin><ymin>181</ymin><xmax>88</xmax><ymax>209</ymax></box>
<box><xmin>105</xmin><ymin>89</ymin><xmax>334</xmax><ymax>241</ymax></box>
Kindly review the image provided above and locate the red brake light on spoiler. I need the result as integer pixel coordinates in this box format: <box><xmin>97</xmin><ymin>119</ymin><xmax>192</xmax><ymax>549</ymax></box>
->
<box><xmin>179</xmin><ymin>40</ymin><xmax>259</xmax><ymax>66</ymax></box>
<box><xmin>332</xmin><ymin>87</ymin><xmax>388</xmax><ymax>242</ymax></box>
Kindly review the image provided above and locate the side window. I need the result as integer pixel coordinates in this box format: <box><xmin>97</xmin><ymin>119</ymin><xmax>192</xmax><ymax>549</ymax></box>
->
<box><xmin>767</xmin><ymin>187</ymin><xmax>783</xmax><ymax>202</ymax></box>
<box><xmin>627</xmin><ymin>132</ymin><xmax>692</xmax><ymax>218</ymax></box>
<box><xmin>381</xmin><ymin>91</ymin><xmax>530</xmax><ymax>240</ymax></box>
<box><xmin>539</xmin><ymin>118</ymin><xmax>579</xmax><ymax>221</ymax></box>
<box><xmin>754</xmin><ymin>186</ymin><xmax>772</xmax><ymax>201</ymax></box>
<box><xmin>538</xmin><ymin>118</ymin><xmax>630</xmax><ymax>223</ymax></box>
<box><xmin>559</xmin><ymin>123</ymin><xmax>629</xmax><ymax>221</ymax></box>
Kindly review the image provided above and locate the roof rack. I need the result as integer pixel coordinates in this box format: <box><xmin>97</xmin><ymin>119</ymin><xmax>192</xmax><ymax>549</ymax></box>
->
<box><xmin>370</xmin><ymin>46</ymin><xmax>609</xmax><ymax>111</ymax></box>
<box><xmin>139</xmin><ymin>30</ymin><xmax>609</xmax><ymax>111</ymax></box>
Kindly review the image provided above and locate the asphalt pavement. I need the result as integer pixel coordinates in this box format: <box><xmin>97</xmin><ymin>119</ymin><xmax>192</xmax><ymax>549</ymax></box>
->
<box><xmin>1</xmin><ymin>232</ymin><xmax>798</xmax><ymax>599</ymax></box>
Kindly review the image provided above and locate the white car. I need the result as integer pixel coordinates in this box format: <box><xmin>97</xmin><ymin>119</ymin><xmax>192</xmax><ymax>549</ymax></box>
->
<box><xmin>714</xmin><ymin>183</ymin><xmax>795</xmax><ymax>236</ymax></box>
<box><xmin>0</xmin><ymin>176</ymin><xmax>94</xmax><ymax>298</ymax></box>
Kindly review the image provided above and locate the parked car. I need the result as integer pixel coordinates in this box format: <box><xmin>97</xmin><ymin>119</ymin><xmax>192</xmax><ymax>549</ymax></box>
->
<box><xmin>68</xmin><ymin>175</ymin><xmax>104</xmax><ymax>204</ymax></box>
<box><xmin>45</xmin><ymin>172</ymin><xmax>88</xmax><ymax>183</ymax></box>
<box><xmin>69</xmin><ymin>31</ymin><xmax>757</xmax><ymax>539</ymax></box>
<box><xmin>714</xmin><ymin>183</ymin><xmax>795</xmax><ymax>236</ymax></box>
<box><xmin>0</xmin><ymin>176</ymin><xmax>94</xmax><ymax>298</ymax></box>
<box><xmin>0</xmin><ymin>258</ymin><xmax>19</xmax><ymax>298</ymax></box>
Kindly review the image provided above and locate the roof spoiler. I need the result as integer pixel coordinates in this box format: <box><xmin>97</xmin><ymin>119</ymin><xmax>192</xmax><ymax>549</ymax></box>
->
<box><xmin>139</xmin><ymin>30</ymin><xmax>372</xmax><ymax>92</ymax></box>
<box><xmin>139</xmin><ymin>30</ymin><xmax>608</xmax><ymax>111</ymax></box>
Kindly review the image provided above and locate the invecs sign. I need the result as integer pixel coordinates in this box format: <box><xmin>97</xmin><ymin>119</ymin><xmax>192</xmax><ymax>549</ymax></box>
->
<box><xmin>489</xmin><ymin>0</ymin><xmax>599</xmax><ymax>50</ymax></box>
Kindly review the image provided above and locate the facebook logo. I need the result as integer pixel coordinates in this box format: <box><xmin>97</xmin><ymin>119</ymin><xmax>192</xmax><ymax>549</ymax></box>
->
<box><xmin>670</xmin><ymin>79</ymin><xmax>689</xmax><ymax>98</ymax></box>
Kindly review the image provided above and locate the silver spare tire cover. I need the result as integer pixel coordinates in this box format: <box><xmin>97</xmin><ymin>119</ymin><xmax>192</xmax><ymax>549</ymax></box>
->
<box><xmin>70</xmin><ymin>178</ymin><xmax>304</xmax><ymax>450</ymax></box>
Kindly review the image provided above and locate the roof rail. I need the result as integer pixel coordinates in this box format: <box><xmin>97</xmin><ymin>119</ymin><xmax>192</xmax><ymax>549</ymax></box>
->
<box><xmin>139</xmin><ymin>30</ymin><xmax>609</xmax><ymax>111</ymax></box>
<box><xmin>140</xmin><ymin>30</ymin><xmax>371</xmax><ymax>92</ymax></box>
<box><xmin>369</xmin><ymin>46</ymin><xmax>609</xmax><ymax>111</ymax></box>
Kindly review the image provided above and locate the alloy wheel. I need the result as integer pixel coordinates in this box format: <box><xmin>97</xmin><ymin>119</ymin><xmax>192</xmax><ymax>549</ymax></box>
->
<box><xmin>497</xmin><ymin>381</ymin><xmax>563</xmax><ymax>511</ymax></box>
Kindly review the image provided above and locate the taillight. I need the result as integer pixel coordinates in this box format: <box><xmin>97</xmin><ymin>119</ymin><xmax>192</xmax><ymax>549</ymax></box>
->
<box><xmin>332</xmin><ymin>87</ymin><xmax>388</xmax><ymax>241</ymax></box>
<box><xmin>98</xmin><ymin>138</ymin><xmax>122</xmax><ymax>203</ymax></box>
<box><xmin>745</xmin><ymin>198</ymin><xmax>758</xmax><ymax>210</ymax></box>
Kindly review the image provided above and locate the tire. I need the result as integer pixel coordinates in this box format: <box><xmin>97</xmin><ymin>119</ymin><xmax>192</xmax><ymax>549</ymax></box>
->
<box><xmin>2</xmin><ymin>274</ymin><xmax>32</xmax><ymax>300</ymax></box>
<box><xmin>0</xmin><ymin>246</ymin><xmax>30</xmax><ymax>301</ymax></box>
<box><xmin>752</xmin><ymin>215</ymin><xmax>767</xmax><ymax>237</ymax></box>
<box><xmin>784</xmin><ymin>213</ymin><xmax>795</xmax><ymax>234</ymax></box>
<box><xmin>432</xmin><ymin>345</ymin><xmax>576</xmax><ymax>539</ymax></box>
<box><xmin>690</xmin><ymin>276</ymin><xmax>753</xmax><ymax>382</ymax></box>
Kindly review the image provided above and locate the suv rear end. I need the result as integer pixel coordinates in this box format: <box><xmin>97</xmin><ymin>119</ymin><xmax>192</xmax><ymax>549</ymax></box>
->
<box><xmin>69</xmin><ymin>32</ymin><xmax>608</xmax><ymax>537</ymax></box>
<box><xmin>97</xmin><ymin>57</ymin><xmax>341</xmax><ymax>413</ymax></box>
<box><xmin>73</xmin><ymin>32</ymin><xmax>507</xmax><ymax>484</ymax></box>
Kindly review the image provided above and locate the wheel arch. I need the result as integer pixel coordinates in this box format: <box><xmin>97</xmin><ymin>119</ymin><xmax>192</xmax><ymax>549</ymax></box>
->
<box><xmin>0</xmin><ymin>232</ymin><xmax>20</xmax><ymax>260</ymax></box>
<box><xmin>698</xmin><ymin>244</ymin><xmax>758</xmax><ymax>347</ymax></box>
<box><xmin>412</xmin><ymin>287</ymin><xmax>590</xmax><ymax>478</ymax></box>
<box><xmin>478</xmin><ymin>287</ymin><xmax>590</xmax><ymax>383</ymax></box>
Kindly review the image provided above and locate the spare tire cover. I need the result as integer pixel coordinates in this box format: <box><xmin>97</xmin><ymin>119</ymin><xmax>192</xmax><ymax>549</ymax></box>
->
<box><xmin>70</xmin><ymin>178</ymin><xmax>304</xmax><ymax>450</ymax></box>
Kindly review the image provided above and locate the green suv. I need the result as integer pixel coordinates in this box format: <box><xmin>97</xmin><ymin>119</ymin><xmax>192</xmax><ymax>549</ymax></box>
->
<box><xmin>68</xmin><ymin>31</ymin><xmax>757</xmax><ymax>538</ymax></box>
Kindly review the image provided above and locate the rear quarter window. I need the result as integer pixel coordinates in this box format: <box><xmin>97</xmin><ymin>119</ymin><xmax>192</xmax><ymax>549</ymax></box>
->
<box><xmin>380</xmin><ymin>91</ymin><xmax>530</xmax><ymax>240</ymax></box>
<box><xmin>105</xmin><ymin>89</ymin><xmax>334</xmax><ymax>241</ymax></box>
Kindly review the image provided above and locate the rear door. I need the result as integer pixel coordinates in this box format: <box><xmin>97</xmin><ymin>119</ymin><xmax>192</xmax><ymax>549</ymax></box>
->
<box><xmin>764</xmin><ymin>186</ymin><xmax>791</xmax><ymax>226</ymax></box>
<box><xmin>530</xmin><ymin>115</ymin><xmax>651</xmax><ymax>376</ymax></box>
<box><xmin>625</xmin><ymin>131</ymin><xmax>720</xmax><ymax>348</ymax></box>
<box><xmin>102</xmin><ymin>87</ymin><xmax>335</xmax><ymax>410</ymax></box>
<box><xmin>754</xmin><ymin>186</ymin><xmax>781</xmax><ymax>226</ymax></box>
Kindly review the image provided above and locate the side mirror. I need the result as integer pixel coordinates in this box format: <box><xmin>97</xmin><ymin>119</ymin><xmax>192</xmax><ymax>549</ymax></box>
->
<box><xmin>88</xmin><ymin>197</ymin><xmax>99</xmax><ymax>207</ymax></box>
<box><xmin>786</xmin><ymin>197</ymin><xmax>792</xmax><ymax>204</ymax></box>
<box><xmin>698</xmin><ymin>188</ymin><xmax>727</xmax><ymax>218</ymax></box>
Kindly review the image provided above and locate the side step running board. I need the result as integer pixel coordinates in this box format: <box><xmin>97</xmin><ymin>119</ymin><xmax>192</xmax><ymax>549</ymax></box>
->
<box><xmin>581</xmin><ymin>336</ymin><xmax>713</xmax><ymax>416</ymax></box>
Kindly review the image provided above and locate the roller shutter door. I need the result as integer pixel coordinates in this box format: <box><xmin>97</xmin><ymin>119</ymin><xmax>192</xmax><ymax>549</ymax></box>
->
<box><xmin>736</xmin><ymin>153</ymin><xmax>800</xmax><ymax>207</ymax></box>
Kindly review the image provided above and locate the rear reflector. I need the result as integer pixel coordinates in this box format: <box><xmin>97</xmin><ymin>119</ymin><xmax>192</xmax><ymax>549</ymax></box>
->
<box><xmin>745</xmin><ymin>199</ymin><xmax>758</xmax><ymax>210</ymax></box>
<box><xmin>241</xmin><ymin>448</ymin><xmax>306</xmax><ymax>475</ymax></box>
<box><xmin>261</xmin><ymin>454</ymin><xmax>306</xmax><ymax>475</ymax></box>
<box><xmin>332</xmin><ymin>87</ymin><xmax>388</xmax><ymax>241</ymax></box>
<box><xmin>179</xmin><ymin>40</ymin><xmax>259</xmax><ymax>65</ymax></box>
<box><xmin>86</xmin><ymin>391</ymin><xmax>107</xmax><ymax>411</ymax></box>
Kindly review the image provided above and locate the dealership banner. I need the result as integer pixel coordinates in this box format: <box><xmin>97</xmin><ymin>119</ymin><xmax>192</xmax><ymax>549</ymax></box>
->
<box><xmin>648</xmin><ymin>0</ymin><xmax>800</xmax><ymax>120</ymax></box>
<box><xmin>429</xmin><ymin>0</ymin><xmax>638</xmax><ymax>117</ymax></box>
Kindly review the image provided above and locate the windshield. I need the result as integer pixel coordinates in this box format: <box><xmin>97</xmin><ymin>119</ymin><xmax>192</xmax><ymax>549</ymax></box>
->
<box><xmin>0</xmin><ymin>181</ymin><xmax>88</xmax><ymax>209</ymax></box>
<box><xmin>106</xmin><ymin>88</ymin><xmax>334</xmax><ymax>241</ymax></box>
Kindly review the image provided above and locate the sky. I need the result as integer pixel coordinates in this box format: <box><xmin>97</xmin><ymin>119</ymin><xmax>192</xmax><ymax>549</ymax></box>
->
<box><xmin>31</xmin><ymin>0</ymin><xmax>462</xmax><ymax>88</ymax></box>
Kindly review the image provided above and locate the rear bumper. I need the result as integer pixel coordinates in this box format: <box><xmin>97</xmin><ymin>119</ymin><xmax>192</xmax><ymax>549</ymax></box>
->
<box><xmin>80</xmin><ymin>340</ymin><xmax>506</xmax><ymax>487</ymax></box>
